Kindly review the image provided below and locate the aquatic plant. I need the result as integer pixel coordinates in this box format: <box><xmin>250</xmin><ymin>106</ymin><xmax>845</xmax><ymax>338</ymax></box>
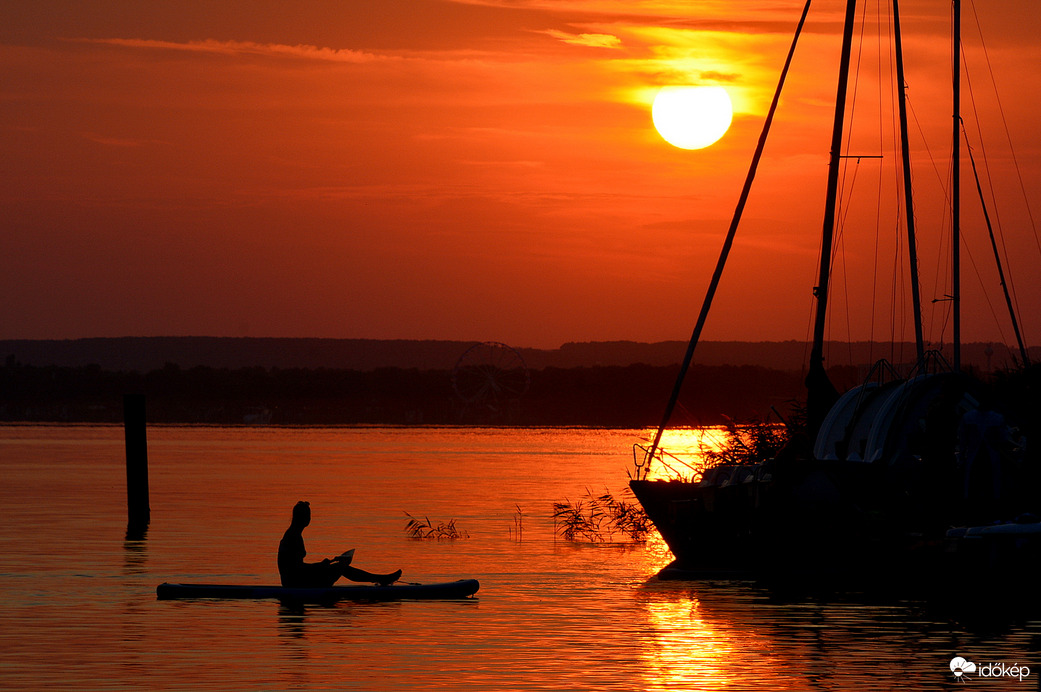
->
<box><xmin>509</xmin><ymin>504</ymin><xmax>524</xmax><ymax>541</ymax></box>
<box><xmin>403</xmin><ymin>512</ymin><xmax>469</xmax><ymax>540</ymax></box>
<box><xmin>552</xmin><ymin>489</ymin><xmax>651</xmax><ymax>543</ymax></box>
<box><xmin>701</xmin><ymin>416</ymin><xmax>791</xmax><ymax>468</ymax></box>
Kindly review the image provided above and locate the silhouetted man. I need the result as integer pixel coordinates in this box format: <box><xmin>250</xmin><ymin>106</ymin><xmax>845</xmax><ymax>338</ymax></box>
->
<box><xmin>278</xmin><ymin>501</ymin><xmax>401</xmax><ymax>587</ymax></box>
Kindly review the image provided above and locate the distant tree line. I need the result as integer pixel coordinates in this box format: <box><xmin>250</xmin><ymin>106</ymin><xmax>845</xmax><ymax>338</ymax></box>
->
<box><xmin>0</xmin><ymin>355</ymin><xmax>826</xmax><ymax>426</ymax></box>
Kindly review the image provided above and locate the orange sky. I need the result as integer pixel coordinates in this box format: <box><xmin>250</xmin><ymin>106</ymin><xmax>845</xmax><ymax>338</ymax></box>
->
<box><xmin>2</xmin><ymin>0</ymin><xmax>1040</xmax><ymax>352</ymax></box>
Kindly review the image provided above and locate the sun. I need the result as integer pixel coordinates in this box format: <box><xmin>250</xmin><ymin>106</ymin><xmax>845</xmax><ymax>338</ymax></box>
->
<box><xmin>652</xmin><ymin>86</ymin><xmax>733</xmax><ymax>150</ymax></box>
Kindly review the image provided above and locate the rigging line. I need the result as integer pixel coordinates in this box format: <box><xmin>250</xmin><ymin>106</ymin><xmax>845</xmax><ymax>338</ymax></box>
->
<box><xmin>904</xmin><ymin>94</ymin><xmax>954</xmax><ymax>347</ymax></box>
<box><xmin>881</xmin><ymin>165</ymin><xmax>897</xmax><ymax>357</ymax></box>
<box><xmin>905</xmin><ymin>95</ymin><xmax>949</xmax><ymax>204</ymax></box>
<box><xmin>880</xmin><ymin>0</ymin><xmax>890</xmax><ymax>350</ymax></box>
<box><xmin>891</xmin><ymin>234</ymin><xmax>907</xmax><ymax>364</ymax></box>
<box><xmin>899</xmin><ymin>29</ymin><xmax>959</xmax><ymax>352</ymax></box>
<box><xmin>831</xmin><ymin>157</ymin><xmax>863</xmax><ymax>365</ymax></box>
<box><xmin>960</xmin><ymin>215</ymin><xmax>1012</xmax><ymax>351</ymax></box>
<box><xmin>890</xmin><ymin>0</ymin><xmax>920</xmax><ymax>361</ymax></box>
<box><xmin>961</xmin><ymin>50</ymin><xmax>1014</xmax><ymax>282</ymax></box>
<box><xmin>643</xmin><ymin>0</ymin><xmax>814</xmax><ymax>463</ymax></box>
<box><xmin>830</xmin><ymin>0</ymin><xmax>871</xmax><ymax>276</ymax></box>
<box><xmin>832</xmin><ymin>1</ymin><xmax>903</xmax><ymax>362</ymax></box>
<box><xmin>878</xmin><ymin>1</ymin><xmax>903</xmax><ymax>359</ymax></box>
<box><xmin>963</xmin><ymin>123</ymin><xmax>1030</xmax><ymax>364</ymax></box>
<box><xmin>961</xmin><ymin>22</ymin><xmax>1028</xmax><ymax>345</ymax></box>
<box><xmin>869</xmin><ymin>85</ymin><xmax>886</xmax><ymax>361</ymax></box>
<box><xmin>926</xmin><ymin>135</ymin><xmax>956</xmax><ymax>351</ymax></box>
<box><xmin>838</xmin><ymin>204</ymin><xmax>853</xmax><ymax>366</ymax></box>
<box><xmin>898</xmin><ymin>94</ymin><xmax>929</xmax><ymax>328</ymax></box>
<box><xmin>952</xmin><ymin>0</ymin><xmax>962</xmax><ymax>371</ymax></box>
<box><xmin>836</xmin><ymin>0</ymin><xmax>871</xmax><ymax>201</ymax></box>
<box><xmin>968</xmin><ymin>0</ymin><xmax>1041</xmax><ymax>260</ymax></box>
<box><xmin>869</xmin><ymin>158</ymin><xmax>879</xmax><ymax>359</ymax></box>
<box><xmin>873</xmin><ymin>179</ymin><xmax>894</xmax><ymax>366</ymax></box>
<box><xmin>962</xmin><ymin>64</ymin><xmax>1023</xmax><ymax>328</ymax></box>
<box><xmin>868</xmin><ymin>0</ymin><xmax>884</xmax><ymax>363</ymax></box>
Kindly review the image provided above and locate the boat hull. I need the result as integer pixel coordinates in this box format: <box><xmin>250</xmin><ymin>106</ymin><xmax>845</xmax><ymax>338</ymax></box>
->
<box><xmin>630</xmin><ymin>459</ymin><xmax>934</xmax><ymax>583</ymax></box>
<box><xmin>629</xmin><ymin>477</ymin><xmax>762</xmax><ymax>576</ymax></box>
<box><xmin>156</xmin><ymin>579</ymin><xmax>480</xmax><ymax>602</ymax></box>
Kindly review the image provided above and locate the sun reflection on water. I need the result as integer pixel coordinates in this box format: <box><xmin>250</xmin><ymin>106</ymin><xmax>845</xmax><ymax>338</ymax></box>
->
<box><xmin>638</xmin><ymin>427</ymin><xmax>730</xmax><ymax>481</ymax></box>
<box><xmin>639</xmin><ymin>586</ymin><xmax>755</xmax><ymax>691</ymax></box>
<box><xmin>645</xmin><ymin>595</ymin><xmax>732</xmax><ymax>690</ymax></box>
<box><xmin>637</xmin><ymin>583</ymin><xmax>837</xmax><ymax>692</ymax></box>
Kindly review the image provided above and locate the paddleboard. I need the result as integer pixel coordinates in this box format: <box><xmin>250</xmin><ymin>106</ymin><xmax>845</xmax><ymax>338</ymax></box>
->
<box><xmin>156</xmin><ymin>579</ymin><xmax>479</xmax><ymax>602</ymax></box>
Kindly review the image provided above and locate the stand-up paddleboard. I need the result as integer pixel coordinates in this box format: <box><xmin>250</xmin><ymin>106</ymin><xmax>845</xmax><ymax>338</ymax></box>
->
<box><xmin>156</xmin><ymin>579</ymin><xmax>479</xmax><ymax>603</ymax></box>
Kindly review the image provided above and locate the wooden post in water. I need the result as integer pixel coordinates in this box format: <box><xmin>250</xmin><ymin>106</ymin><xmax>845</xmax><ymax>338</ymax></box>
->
<box><xmin>124</xmin><ymin>394</ymin><xmax>150</xmax><ymax>540</ymax></box>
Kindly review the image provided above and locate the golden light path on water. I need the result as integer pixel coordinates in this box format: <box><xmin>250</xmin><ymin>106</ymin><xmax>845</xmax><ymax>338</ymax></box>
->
<box><xmin>641</xmin><ymin>426</ymin><xmax>733</xmax><ymax>480</ymax></box>
<box><xmin>632</xmin><ymin>427</ymin><xmax>774</xmax><ymax>690</ymax></box>
<box><xmin>3</xmin><ymin>425</ymin><xmax>1039</xmax><ymax>690</ymax></box>
<box><xmin>642</xmin><ymin>593</ymin><xmax>741</xmax><ymax>690</ymax></box>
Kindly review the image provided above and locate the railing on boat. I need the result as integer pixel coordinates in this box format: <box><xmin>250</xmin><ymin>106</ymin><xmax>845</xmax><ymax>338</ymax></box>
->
<box><xmin>631</xmin><ymin>443</ymin><xmax>703</xmax><ymax>482</ymax></box>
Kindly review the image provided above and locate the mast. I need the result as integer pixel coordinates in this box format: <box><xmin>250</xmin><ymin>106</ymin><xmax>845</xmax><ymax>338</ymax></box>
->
<box><xmin>893</xmin><ymin>0</ymin><xmax>925</xmax><ymax>364</ymax></box>
<box><xmin>806</xmin><ymin>0</ymin><xmax>859</xmax><ymax>435</ymax></box>
<box><xmin>643</xmin><ymin>0</ymin><xmax>813</xmax><ymax>464</ymax></box>
<box><xmin>952</xmin><ymin>0</ymin><xmax>961</xmax><ymax>371</ymax></box>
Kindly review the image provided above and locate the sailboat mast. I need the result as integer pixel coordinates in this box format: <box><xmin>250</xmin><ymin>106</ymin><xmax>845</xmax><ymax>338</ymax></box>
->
<box><xmin>952</xmin><ymin>0</ymin><xmax>962</xmax><ymax>371</ymax></box>
<box><xmin>807</xmin><ymin>0</ymin><xmax>859</xmax><ymax>433</ymax></box>
<box><xmin>893</xmin><ymin>0</ymin><xmax>925</xmax><ymax>364</ymax></box>
<box><xmin>642</xmin><ymin>0</ymin><xmax>814</xmax><ymax>464</ymax></box>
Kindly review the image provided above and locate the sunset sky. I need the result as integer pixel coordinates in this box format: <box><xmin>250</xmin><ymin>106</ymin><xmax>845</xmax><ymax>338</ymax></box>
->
<box><xmin>3</xmin><ymin>0</ymin><xmax>1040</xmax><ymax>352</ymax></box>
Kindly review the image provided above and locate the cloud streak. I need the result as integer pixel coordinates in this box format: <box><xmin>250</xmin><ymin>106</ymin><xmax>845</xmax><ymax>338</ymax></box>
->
<box><xmin>542</xmin><ymin>29</ymin><xmax>622</xmax><ymax>49</ymax></box>
<box><xmin>76</xmin><ymin>38</ymin><xmax>385</xmax><ymax>63</ymax></box>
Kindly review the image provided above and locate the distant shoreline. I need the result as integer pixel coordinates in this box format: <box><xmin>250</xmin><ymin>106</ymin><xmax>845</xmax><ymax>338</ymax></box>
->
<box><xmin>0</xmin><ymin>421</ymin><xmax>669</xmax><ymax>430</ymax></box>
<box><xmin>1</xmin><ymin>336</ymin><xmax>1031</xmax><ymax>372</ymax></box>
<box><xmin>3</xmin><ymin>338</ymin><xmax>1033</xmax><ymax>427</ymax></box>
<box><xmin>1</xmin><ymin>359</ymin><xmax>805</xmax><ymax>426</ymax></box>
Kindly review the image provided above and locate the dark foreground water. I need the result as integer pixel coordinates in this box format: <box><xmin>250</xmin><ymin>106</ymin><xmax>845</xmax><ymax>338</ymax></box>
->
<box><xmin>2</xmin><ymin>425</ymin><xmax>1039</xmax><ymax>690</ymax></box>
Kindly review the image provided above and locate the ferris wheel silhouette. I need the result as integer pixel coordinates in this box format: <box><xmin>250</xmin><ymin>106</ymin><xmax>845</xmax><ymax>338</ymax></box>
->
<box><xmin>451</xmin><ymin>342</ymin><xmax>530</xmax><ymax>411</ymax></box>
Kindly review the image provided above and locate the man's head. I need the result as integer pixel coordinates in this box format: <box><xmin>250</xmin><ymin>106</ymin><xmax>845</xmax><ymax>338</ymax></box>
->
<box><xmin>291</xmin><ymin>500</ymin><xmax>311</xmax><ymax>527</ymax></box>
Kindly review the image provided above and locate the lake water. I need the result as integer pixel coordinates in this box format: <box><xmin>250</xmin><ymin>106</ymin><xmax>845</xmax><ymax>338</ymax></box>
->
<box><xmin>2</xmin><ymin>425</ymin><xmax>1039</xmax><ymax>690</ymax></box>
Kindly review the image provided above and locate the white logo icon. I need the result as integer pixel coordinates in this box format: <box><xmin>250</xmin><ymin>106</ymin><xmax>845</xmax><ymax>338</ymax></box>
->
<box><xmin>951</xmin><ymin>657</ymin><xmax>977</xmax><ymax>681</ymax></box>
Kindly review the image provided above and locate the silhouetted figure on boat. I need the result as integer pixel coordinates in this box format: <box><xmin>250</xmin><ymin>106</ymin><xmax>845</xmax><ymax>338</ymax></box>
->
<box><xmin>278</xmin><ymin>501</ymin><xmax>401</xmax><ymax>587</ymax></box>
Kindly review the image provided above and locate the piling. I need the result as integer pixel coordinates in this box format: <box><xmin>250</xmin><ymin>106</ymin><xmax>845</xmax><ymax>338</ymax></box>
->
<box><xmin>124</xmin><ymin>393</ymin><xmax>150</xmax><ymax>540</ymax></box>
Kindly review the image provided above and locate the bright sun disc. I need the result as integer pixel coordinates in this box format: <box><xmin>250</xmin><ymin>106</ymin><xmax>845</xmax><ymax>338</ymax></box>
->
<box><xmin>652</xmin><ymin>86</ymin><xmax>733</xmax><ymax>150</ymax></box>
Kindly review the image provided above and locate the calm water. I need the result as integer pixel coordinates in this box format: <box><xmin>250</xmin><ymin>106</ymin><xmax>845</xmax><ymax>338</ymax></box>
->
<box><xmin>2</xmin><ymin>425</ymin><xmax>1039</xmax><ymax>691</ymax></box>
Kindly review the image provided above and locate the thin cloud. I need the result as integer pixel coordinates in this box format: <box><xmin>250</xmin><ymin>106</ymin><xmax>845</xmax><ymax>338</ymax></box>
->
<box><xmin>542</xmin><ymin>29</ymin><xmax>622</xmax><ymax>49</ymax></box>
<box><xmin>446</xmin><ymin>0</ymin><xmax>816</xmax><ymax>29</ymax></box>
<box><xmin>698</xmin><ymin>70</ymin><xmax>740</xmax><ymax>83</ymax></box>
<box><xmin>75</xmin><ymin>38</ymin><xmax>385</xmax><ymax>63</ymax></box>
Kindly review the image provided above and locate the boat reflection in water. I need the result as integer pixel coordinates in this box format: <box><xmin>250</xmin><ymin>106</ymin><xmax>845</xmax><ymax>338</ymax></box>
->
<box><xmin>634</xmin><ymin>579</ymin><xmax>1037</xmax><ymax>691</ymax></box>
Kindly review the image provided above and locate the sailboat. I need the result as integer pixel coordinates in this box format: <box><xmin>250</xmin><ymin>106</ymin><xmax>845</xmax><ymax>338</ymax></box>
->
<box><xmin>629</xmin><ymin>0</ymin><xmax>1039</xmax><ymax>586</ymax></box>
